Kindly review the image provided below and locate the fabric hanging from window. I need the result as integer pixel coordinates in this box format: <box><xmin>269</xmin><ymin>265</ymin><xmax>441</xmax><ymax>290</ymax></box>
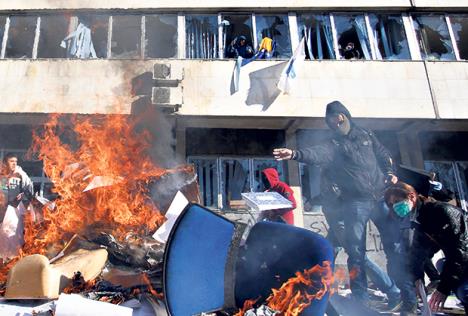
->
<box><xmin>60</xmin><ymin>23</ymin><xmax>97</xmax><ymax>58</ymax></box>
<box><xmin>322</xmin><ymin>22</ymin><xmax>335</xmax><ymax>59</ymax></box>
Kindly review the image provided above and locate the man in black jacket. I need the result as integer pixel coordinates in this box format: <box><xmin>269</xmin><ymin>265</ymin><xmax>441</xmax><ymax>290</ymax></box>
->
<box><xmin>385</xmin><ymin>182</ymin><xmax>468</xmax><ymax>315</ymax></box>
<box><xmin>274</xmin><ymin>101</ymin><xmax>398</xmax><ymax>305</ymax></box>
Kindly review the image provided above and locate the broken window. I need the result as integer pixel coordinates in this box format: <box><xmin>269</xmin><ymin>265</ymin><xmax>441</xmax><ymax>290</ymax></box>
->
<box><xmin>111</xmin><ymin>15</ymin><xmax>141</xmax><ymax>59</ymax></box>
<box><xmin>0</xmin><ymin>16</ymin><xmax>6</xmax><ymax>53</ymax></box>
<box><xmin>37</xmin><ymin>15</ymin><xmax>70</xmax><ymax>58</ymax></box>
<box><xmin>185</xmin><ymin>15</ymin><xmax>219</xmax><ymax>59</ymax></box>
<box><xmin>61</xmin><ymin>14</ymin><xmax>109</xmax><ymax>59</ymax></box>
<box><xmin>255</xmin><ymin>14</ymin><xmax>292</xmax><ymax>58</ymax></box>
<box><xmin>5</xmin><ymin>16</ymin><xmax>37</xmax><ymax>58</ymax></box>
<box><xmin>334</xmin><ymin>14</ymin><xmax>371</xmax><ymax>60</ymax></box>
<box><xmin>412</xmin><ymin>15</ymin><xmax>455</xmax><ymax>60</ymax></box>
<box><xmin>188</xmin><ymin>157</ymin><xmax>219</xmax><ymax>208</ymax></box>
<box><xmin>220</xmin><ymin>159</ymin><xmax>250</xmax><ymax>210</ymax></box>
<box><xmin>221</xmin><ymin>14</ymin><xmax>254</xmax><ymax>58</ymax></box>
<box><xmin>297</xmin><ymin>14</ymin><xmax>335</xmax><ymax>60</ymax></box>
<box><xmin>252</xmin><ymin>159</ymin><xmax>285</xmax><ymax>192</ymax></box>
<box><xmin>449</xmin><ymin>15</ymin><xmax>468</xmax><ymax>60</ymax></box>
<box><xmin>368</xmin><ymin>14</ymin><xmax>410</xmax><ymax>60</ymax></box>
<box><xmin>145</xmin><ymin>14</ymin><xmax>177</xmax><ymax>58</ymax></box>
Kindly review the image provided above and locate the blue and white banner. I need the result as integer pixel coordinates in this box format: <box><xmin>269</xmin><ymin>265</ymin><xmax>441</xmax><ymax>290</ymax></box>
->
<box><xmin>277</xmin><ymin>37</ymin><xmax>306</xmax><ymax>94</ymax></box>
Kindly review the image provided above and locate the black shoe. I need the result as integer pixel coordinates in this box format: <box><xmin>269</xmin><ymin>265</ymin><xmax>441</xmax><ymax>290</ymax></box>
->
<box><xmin>386</xmin><ymin>299</ymin><xmax>403</xmax><ymax>313</ymax></box>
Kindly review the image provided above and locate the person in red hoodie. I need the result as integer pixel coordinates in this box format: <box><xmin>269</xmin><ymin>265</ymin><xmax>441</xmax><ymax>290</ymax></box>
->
<box><xmin>260</xmin><ymin>168</ymin><xmax>296</xmax><ymax>225</ymax></box>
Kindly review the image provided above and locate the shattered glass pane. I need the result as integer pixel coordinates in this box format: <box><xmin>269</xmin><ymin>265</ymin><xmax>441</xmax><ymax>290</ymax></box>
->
<box><xmin>368</xmin><ymin>14</ymin><xmax>410</xmax><ymax>60</ymax></box>
<box><xmin>0</xmin><ymin>16</ymin><xmax>6</xmax><ymax>52</ymax></box>
<box><xmin>449</xmin><ymin>15</ymin><xmax>468</xmax><ymax>60</ymax></box>
<box><xmin>145</xmin><ymin>14</ymin><xmax>178</xmax><ymax>58</ymax></box>
<box><xmin>334</xmin><ymin>14</ymin><xmax>371</xmax><ymax>60</ymax></box>
<box><xmin>297</xmin><ymin>14</ymin><xmax>335</xmax><ymax>60</ymax></box>
<box><xmin>185</xmin><ymin>15</ymin><xmax>219</xmax><ymax>59</ymax></box>
<box><xmin>111</xmin><ymin>15</ymin><xmax>141</xmax><ymax>59</ymax></box>
<box><xmin>255</xmin><ymin>14</ymin><xmax>292</xmax><ymax>58</ymax></box>
<box><xmin>222</xmin><ymin>14</ymin><xmax>253</xmax><ymax>58</ymax></box>
<box><xmin>37</xmin><ymin>15</ymin><xmax>70</xmax><ymax>58</ymax></box>
<box><xmin>412</xmin><ymin>15</ymin><xmax>455</xmax><ymax>60</ymax></box>
<box><xmin>220</xmin><ymin>159</ymin><xmax>250</xmax><ymax>210</ymax></box>
<box><xmin>5</xmin><ymin>16</ymin><xmax>37</xmax><ymax>58</ymax></box>
<box><xmin>187</xmin><ymin>158</ymin><xmax>218</xmax><ymax>208</ymax></box>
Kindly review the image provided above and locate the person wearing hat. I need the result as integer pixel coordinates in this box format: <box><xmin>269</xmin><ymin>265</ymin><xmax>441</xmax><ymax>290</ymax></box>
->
<box><xmin>226</xmin><ymin>35</ymin><xmax>254</xmax><ymax>59</ymax></box>
<box><xmin>384</xmin><ymin>182</ymin><xmax>468</xmax><ymax>315</ymax></box>
<box><xmin>273</xmin><ymin>101</ymin><xmax>399</xmax><ymax>307</ymax></box>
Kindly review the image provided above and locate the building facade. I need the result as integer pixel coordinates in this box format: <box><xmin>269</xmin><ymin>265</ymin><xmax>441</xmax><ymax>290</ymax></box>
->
<box><xmin>0</xmin><ymin>0</ymin><xmax>468</xmax><ymax>231</ymax></box>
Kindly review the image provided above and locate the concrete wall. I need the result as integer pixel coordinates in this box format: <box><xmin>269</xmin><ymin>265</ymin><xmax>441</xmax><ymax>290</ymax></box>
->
<box><xmin>425</xmin><ymin>62</ymin><xmax>468</xmax><ymax>119</ymax></box>
<box><xmin>0</xmin><ymin>0</ymin><xmax>411</xmax><ymax>11</ymax></box>
<box><xmin>413</xmin><ymin>0</ymin><xmax>468</xmax><ymax>8</ymax></box>
<box><xmin>2</xmin><ymin>59</ymin><xmax>468</xmax><ymax>120</ymax></box>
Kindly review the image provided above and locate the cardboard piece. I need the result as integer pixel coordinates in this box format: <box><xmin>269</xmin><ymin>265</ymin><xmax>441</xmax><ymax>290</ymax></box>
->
<box><xmin>241</xmin><ymin>192</ymin><xmax>292</xmax><ymax>212</ymax></box>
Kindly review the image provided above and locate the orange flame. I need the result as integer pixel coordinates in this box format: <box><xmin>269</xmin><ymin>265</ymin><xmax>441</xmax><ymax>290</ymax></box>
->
<box><xmin>236</xmin><ymin>261</ymin><xmax>335</xmax><ymax>316</ymax></box>
<box><xmin>0</xmin><ymin>114</ymin><xmax>183</xmax><ymax>283</ymax></box>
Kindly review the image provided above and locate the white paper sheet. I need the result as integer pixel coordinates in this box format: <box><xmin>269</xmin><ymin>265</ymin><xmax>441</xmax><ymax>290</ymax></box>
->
<box><xmin>55</xmin><ymin>294</ymin><xmax>132</xmax><ymax>316</ymax></box>
<box><xmin>152</xmin><ymin>191</ymin><xmax>188</xmax><ymax>243</ymax></box>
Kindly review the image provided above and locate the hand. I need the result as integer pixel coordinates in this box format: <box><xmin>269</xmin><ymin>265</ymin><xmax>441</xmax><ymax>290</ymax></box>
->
<box><xmin>273</xmin><ymin>148</ymin><xmax>293</xmax><ymax>161</ymax></box>
<box><xmin>385</xmin><ymin>174</ymin><xmax>398</xmax><ymax>184</ymax></box>
<box><xmin>16</xmin><ymin>192</ymin><xmax>24</xmax><ymax>201</ymax></box>
<box><xmin>429</xmin><ymin>290</ymin><xmax>447</xmax><ymax>312</ymax></box>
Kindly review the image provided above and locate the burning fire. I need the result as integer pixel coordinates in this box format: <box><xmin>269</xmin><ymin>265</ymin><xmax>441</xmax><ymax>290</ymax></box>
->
<box><xmin>236</xmin><ymin>261</ymin><xmax>335</xmax><ymax>316</ymax></box>
<box><xmin>0</xmin><ymin>114</ymin><xmax>183</xmax><ymax>283</ymax></box>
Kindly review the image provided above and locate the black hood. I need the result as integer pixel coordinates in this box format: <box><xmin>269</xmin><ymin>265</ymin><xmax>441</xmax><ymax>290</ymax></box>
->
<box><xmin>325</xmin><ymin>101</ymin><xmax>353</xmax><ymax>129</ymax></box>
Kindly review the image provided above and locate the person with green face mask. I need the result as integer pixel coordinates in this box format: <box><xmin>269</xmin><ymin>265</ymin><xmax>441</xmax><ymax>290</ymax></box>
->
<box><xmin>385</xmin><ymin>182</ymin><xmax>468</xmax><ymax>316</ymax></box>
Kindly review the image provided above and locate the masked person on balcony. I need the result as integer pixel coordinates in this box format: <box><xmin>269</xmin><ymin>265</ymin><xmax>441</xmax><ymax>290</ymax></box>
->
<box><xmin>0</xmin><ymin>153</ymin><xmax>34</xmax><ymax>221</ymax></box>
<box><xmin>226</xmin><ymin>35</ymin><xmax>255</xmax><ymax>59</ymax></box>
<box><xmin>385</xmin><ymin>182</ymin><xmax>468</xmax><ymax>316</ymax></box>
<box><xmin>273</xmin><ymin>101</ymin><xmax>399</xmax><ymax>307</ymax></box>
<box><xmin>259</xmin><ymin>168</ymin><xmax>296</xmax><ymax>225</ymax></box>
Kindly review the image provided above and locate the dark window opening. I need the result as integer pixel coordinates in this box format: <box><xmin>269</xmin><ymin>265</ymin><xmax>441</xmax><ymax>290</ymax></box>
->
<box><xmin>298</xmin><ymin>14</ymin><xmax>335</xmax><ymax>60</ymax></box>
<box><xmin>5</xmin><ymin>16</ymin><xmax>37</xmax><ymax>58</ymax></box>
<box><xmin>413</xmin><ymin>15</ymin><xmax>455</xmax><ymax>60</ymax></box>
<box><xmin>38</xmin><ymin>15</ymin><xmax>70</xmax><ymax>58</ymax></box>
<box><xmin>369</xmin><ymin>14</ymin><xmax>410</xmax><ymax>60</ymax></box>
<box><xmin>145</xmin><ymin>14</ymin><xmax>178</xmax><ymax>58</ymax></box>
<box><xmin>111</xmin><ymin>15</ymin><xmax>141</xmax><ymax>59</ymax></box>
<box><xmin>450</xmin><ymin>15</ymin><xmax>468</xmax><ymax>60</ymax></box>
<box><xmin>334</xmin><ymin>15</ymin><xmax>371</xmax><ymax>60</ymax></box>
<box><xmin>222</xmin><ymin>14</ymin><xmax>254</xmax><ymax>59</ymax></box>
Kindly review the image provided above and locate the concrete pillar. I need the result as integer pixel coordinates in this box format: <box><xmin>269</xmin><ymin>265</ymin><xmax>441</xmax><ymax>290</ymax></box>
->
<box><xmin>285</xmin><ymin>129</ymin><xmax>304</xmax><ymax>228</ymax></box>
<box><xmin>397</xmin><ymin>132</ymin><xmax>424</xmax><ymax>169</ymax></box>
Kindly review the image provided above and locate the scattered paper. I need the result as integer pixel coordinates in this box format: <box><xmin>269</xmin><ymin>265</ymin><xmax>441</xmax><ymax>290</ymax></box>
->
<box><xmin>0</xmin><ymin>205</ymin><xmax>24</xmax><ymax>259</ymax></box>
<box><xmin>55</xmin><ymin>293</ymin><xmax>132</xmax><ymax>316</ymax></box>
<box><xmin>152</xmin><ymin>191</ymin><xmax>189</xmax><ymax>243</ymax></box>
<box><xmin>83</xmin><ymin>176</ymin><xmax>123</xmax><ymax>192</ymax></box>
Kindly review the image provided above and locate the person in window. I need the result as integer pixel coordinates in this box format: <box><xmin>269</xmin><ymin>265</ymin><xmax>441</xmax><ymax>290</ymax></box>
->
<box><xmin>260</xmin><ymin>168</ymin><xmax>296</xmax><ymax>225</ymax></box>
<box><xmin>0</xmin><ymin>153</ymin><xmax>34</xmax><ymax>221</ymax></box>
<box><xmin>273</xmin><ymin>101</ymin><xmax>399</xmax><ymax>306</ymax></box>
<box><xmin>226</xmin><ymin>35</ymin><xmax>254</xmax><ymax>59</ymax></box>
<box><xmin>385</xmin><ymin>182</ymin><xmax>468</xmax><ymax>315</ymax></box>
<box><xmin>343</xmin><ymin>42</ymin><xmax>361</xmax><ymax>60</ymax></box>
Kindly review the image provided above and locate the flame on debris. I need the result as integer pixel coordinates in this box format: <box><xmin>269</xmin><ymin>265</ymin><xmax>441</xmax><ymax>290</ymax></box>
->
<box><xmin>236</xmin><ymin>261</ymin><xmax>335</xmax><ymax>316</ymax></box>
<box><xmin>0</xmin><ymin>114</ymin><xmax>185</xmax><ymax>283</ymax></box>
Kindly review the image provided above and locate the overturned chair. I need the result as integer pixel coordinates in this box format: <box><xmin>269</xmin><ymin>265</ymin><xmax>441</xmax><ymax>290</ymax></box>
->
<box><xmin>163</xmin><ymin>203</ymin><xmax>334</xmax><ymax>316</ymax></box>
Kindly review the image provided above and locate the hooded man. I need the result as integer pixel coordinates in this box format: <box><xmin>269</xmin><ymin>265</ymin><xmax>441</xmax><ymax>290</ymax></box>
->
<box><xmin>260</xmin><ymin>168</ymin><xmax>296</xmax><ymax>225</ymax></box>
<box><xmin>273</xmin><ymin>101</ymin><xmax>399</xmax><ymax>306</ymax></box>
<box><xmin>0</xmin><ymin>153</ymin><xmax>34</xmax><ymax>220</ymax></box>
<box><xmin>226</xmin><ymin>35</ymin><xmax>255</xmax><ymax>59</ymax></box>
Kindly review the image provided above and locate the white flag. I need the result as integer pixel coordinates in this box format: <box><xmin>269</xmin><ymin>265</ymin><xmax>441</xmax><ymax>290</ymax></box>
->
<box><xmin>277</xmin><ymin>37</ymin><xmax>306</xmax><ymax>94</ymax></box>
